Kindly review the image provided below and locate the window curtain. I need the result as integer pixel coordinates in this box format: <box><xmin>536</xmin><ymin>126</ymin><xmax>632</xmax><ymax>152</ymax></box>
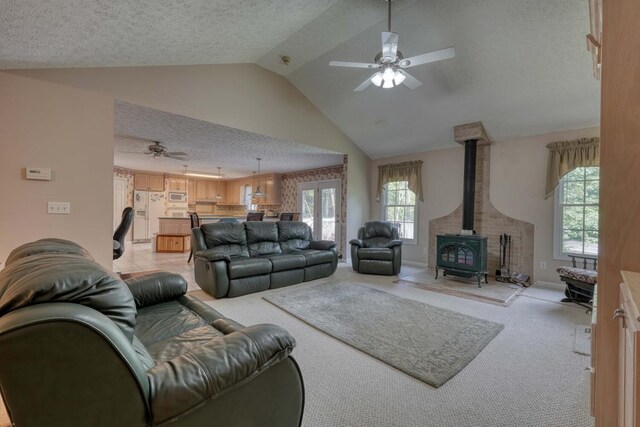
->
<box><xmin>376</xmin><ymin>160</ymin><xmax>424</xmax><ymax>202</ymax></box>
<box><xmin>545</xmin><ymin>137</ymin><xmax>599</xmax><ymax>199</ymax></box>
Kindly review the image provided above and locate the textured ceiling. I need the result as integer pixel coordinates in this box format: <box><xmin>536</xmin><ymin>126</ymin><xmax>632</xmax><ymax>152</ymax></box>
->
<box><xmin>1</xmin><ymin>0</ymin><xmax>600</xmax><ymax>159</ymax></box>
<box><xmin>288</xmin><ymin>0</ymin><xmax>600</xmax><ymax>158</ymax></box>
<box><xmin>0</xmin><ymin>0</ymin><xmax>340</xmax><ymax>68</ymax></box>
<box><xmin>114</xmin><ymin>101</ymin><xmax>344</xmax><ymax>177</ymax></box>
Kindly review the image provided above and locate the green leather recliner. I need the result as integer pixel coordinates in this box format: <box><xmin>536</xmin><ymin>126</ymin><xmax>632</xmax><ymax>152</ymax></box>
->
<box><xmin>0</xmin><ymin>239</ymin><xmax>304</xmax><ymax>427</ymax></box>
<box><xmin>350</xmin><ymin>221</ymin><xmax>403</xmax><ymax>275</ymax></box>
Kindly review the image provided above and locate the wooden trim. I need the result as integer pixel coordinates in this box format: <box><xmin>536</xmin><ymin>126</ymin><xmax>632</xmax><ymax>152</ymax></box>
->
<box><xmin>596</xmin><ymin>1</ymin><xmax>640</xmax><ymax>424</ymax></box>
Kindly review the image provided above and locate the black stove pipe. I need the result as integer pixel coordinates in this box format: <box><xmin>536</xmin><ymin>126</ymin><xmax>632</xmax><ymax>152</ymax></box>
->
<box><xmin>462</xmin><ymin>139</ymin><xmax>478</xmax><ymax>232</ymax></box>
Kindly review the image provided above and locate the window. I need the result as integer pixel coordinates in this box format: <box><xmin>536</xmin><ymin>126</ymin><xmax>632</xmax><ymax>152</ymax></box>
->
<box><xmin>554</xmin><ymin>167</ymin><xmax>599</xmax><ymax>257</ymax></box>
<box><xmin>382</xmin><ymin>180</ymin><xmax>417</xmax><ymax>243</ymax></box>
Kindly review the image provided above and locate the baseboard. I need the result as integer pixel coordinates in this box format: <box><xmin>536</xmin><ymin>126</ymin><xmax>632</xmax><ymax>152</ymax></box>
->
<box><xmin>402</xmin><ymin>260</ymin><xmax>428</xmax><ymax>268</ymax></box>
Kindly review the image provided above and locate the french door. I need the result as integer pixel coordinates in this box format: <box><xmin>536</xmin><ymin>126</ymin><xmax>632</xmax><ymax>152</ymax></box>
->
<box><xmin>297</xmin><ymin>180</ymin><xmax>341</xmax><ymax>244</ymax></box>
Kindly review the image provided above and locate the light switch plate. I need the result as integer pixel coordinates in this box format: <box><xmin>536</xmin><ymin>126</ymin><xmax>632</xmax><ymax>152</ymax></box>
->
<box><xmin>47</xmin><ymin>202</ymin><xmax>71</xmax><ymax>214</ymax></box>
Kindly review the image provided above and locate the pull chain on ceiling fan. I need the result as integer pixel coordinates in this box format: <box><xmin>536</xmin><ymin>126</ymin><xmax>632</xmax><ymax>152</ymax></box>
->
<box><xmin>329</xmin><ymin>0</ymin><xmax>455</xmax><ymax>91</ymax></box>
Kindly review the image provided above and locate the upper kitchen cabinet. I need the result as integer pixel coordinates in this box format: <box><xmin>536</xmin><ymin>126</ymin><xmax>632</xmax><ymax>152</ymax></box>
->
<box><xmin>167</xmin><ymin>176</ymin><xmax>188</xmax><ymax>192</ymax></box>
<box><xmin>195</xmin><ymin>180</ymin><xmax>215</xmax><ymax>201</ymax></box>
<box><xmin>135</xmin><ymin>173</ymin><xmax>165</xmax><ymax>191</ymax></box>
<box><xmin>253</xmin><ymin>173</ymin><xmax>282</xmax><ymax>205</ymax></box>
<box><xmin>195</xmin><ymin>179</ymin><xmax>227</xmax><ymax>202</ymax></box>
<box><xmin>187</xmin><ymin>179</ymin><xmax>196</xmax><ymax>204</ymax></box>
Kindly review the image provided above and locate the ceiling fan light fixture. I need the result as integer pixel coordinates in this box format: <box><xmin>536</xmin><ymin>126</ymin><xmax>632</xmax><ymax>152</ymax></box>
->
<box><xmin>382</xmin><ymin>79</ymin><xmax>395</xmax><ymax>89</ymax></box>
<box><xmin>371</xmin><ymin>72</ymin><xmax>383</xmax><ymax>87</ymax></box>
<box><xmin>393</xmin><ymin>70</ymin><xmax>406</xmax><ymax>85</ymax></box>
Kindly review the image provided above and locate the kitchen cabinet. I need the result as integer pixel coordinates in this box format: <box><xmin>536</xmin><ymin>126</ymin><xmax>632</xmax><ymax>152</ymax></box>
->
<box><xmin>616</xmin><ymin>271</ymin><xmax>640</xmax><ymax>427</ymax></box>
<box><xmin>134</xmin><ymin>173</ymin><xmax>165</xmax><ymax>191</ymax></box>
<box><xmin>225</xmin><ymin>180</ymin><xmax>243</xmax><ymax>204</ymax></box>
<box><xmin>156</xmin><ymin>234</ymin><xmax>191</xmax><ymax>253</ymax></box>
<box><xmin>252</xmin><ymin>173</ymin><xmax>282</xmax><ymax>205</ymax></box>
<box><xmin>195</xmin><ymin>180</ymin><xmax>215</xmax><ymax>201</ymax></box>
<box><xmin>167</xmin><ymin>176</ymin><xmax>188</xmax><ymax>192</ymax></box>
<box><xmin>188</xmin><ymin>179</ymin><xmax>196</xmax><ymax>204</ymax></box>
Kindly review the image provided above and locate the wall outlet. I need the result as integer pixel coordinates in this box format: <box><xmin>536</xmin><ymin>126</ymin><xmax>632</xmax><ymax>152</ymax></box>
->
<box><xmin>47</xmin><ymin>202</ymin><xmax>71</xmax><ymax>214</ymax></box>
<box><xmin>539</xmin><ymin>261</ymin><xmax>547</xmax><ymax>270</ymax></box>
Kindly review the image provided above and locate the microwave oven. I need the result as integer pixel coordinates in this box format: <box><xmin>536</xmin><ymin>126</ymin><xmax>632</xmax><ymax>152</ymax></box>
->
<box><xmin>168</xmin><ymin>192</ymin><xmax>187</xmax><ymax>202</ymax></box>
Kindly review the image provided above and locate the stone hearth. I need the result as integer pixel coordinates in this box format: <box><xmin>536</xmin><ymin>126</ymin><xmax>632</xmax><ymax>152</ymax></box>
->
<box><xmin>428</xmin><ymin>145</ymin><xmax>534</xmax><ymax>279</ymax></box>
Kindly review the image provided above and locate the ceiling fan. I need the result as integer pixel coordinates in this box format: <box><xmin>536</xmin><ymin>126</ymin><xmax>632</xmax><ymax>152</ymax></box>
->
<box><xmin>120</xmin><ymin>141</ymin><xmax>188</xmax><ymax>160</ymax></box>
<box><xmin>329</xmin><ymin>0</ymin><xmax>455</xmax><ymax>91</ymax></box>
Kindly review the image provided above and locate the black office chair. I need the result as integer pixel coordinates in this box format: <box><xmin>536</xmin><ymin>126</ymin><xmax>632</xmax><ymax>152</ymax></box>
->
<box><xmin>246</xmin><ymin>212</ymin><xmax>265</xmax><ymax>221</ymax></box>
<box><xmin>113</xmin><ymin>207</ymin><xmax>134</xmax><ymax>260</ymax></box>
<box><xmin>187</xmin><ymin>212</ymin><xmax>200</xmax><ymax>263</ymax></box>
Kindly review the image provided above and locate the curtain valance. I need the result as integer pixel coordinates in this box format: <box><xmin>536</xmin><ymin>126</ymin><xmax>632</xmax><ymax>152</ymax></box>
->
<box><xmin>545</xmin><ymin>137</ymin><xmax>599</xmax><ymax>199</ymax></box>
<box><xmin>376</xmin><ymin>160</ymin><xmax>424</xmax><ymax>202</ymax></box>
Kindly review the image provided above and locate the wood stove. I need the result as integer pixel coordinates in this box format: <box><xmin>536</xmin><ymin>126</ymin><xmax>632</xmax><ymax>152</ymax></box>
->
<box><xmin>435</xmin><ymin>234</ymin><xmax>488</xmax><ymax>287</ymax></box>
<box><xmin>435</xmin><ymin>122</ymin><xmax>490</xmax><ymax>287</ymax></box>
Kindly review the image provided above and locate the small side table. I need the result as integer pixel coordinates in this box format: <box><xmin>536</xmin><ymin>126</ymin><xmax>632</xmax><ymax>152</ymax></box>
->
<box><xmin>156</xmin><ymin>234</ymin><xmax>191</xmax><ymax>253</ymax></box>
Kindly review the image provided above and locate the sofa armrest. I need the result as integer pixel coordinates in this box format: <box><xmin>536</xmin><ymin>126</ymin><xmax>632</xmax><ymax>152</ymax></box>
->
<box><xmin>387</xmin><ymin>239</ymin><xmax>403</xmax><ymax>248</ymax></box>
<box><xmin>309</xmin><ymin>240</ymin><xmax>337</xmax><ymax>251</ymax></box>
<box><xmin>146</xmin><ymin>324</ymin><xmax>296</xmax><ymax>424</ymax></box>
<box><xmin>125</xmin><ymin>272</ymin><xmax>187</xmax><ymax>308</ymax></box>
<box><xmin>194</xmin><ymin>249</ymin><xmax>231</xmax><ymax>262</ymax></box>
<box><xmin>349</xmin><ymin>239</ymin><xmax>364</xmax><ymax>248</ymax></box>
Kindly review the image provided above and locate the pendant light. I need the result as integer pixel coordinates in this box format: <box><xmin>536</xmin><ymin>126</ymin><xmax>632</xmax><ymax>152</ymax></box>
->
<box><xmin>215</xmin><ymin>167</ymin><xmax>223</xmax><ymax>199</ymax></box>
<box><xmin>254</xmin><ymin>158</ymin><xmax>267</xmax><ymax>197</ymax></box>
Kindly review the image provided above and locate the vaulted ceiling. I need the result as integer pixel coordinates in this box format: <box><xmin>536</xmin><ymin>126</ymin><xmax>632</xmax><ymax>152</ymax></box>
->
<box><xmin>0</xmin><ymin>0</ymin><xmax>600</xmax><ymax>160</ymax></box>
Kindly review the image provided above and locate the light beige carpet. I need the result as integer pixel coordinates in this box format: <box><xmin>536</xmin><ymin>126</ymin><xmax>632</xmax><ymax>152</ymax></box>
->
<box><xmin>397</xmin><ymin>270</ymin><xmax>524</xmax><ymax>306</ymax></box>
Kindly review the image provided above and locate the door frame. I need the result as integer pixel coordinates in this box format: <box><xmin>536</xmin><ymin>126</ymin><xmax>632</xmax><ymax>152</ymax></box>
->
<box><xmin>297</xmin><ymin>179</ymin><xmax>342</xmax><ymax>250</ymax></box>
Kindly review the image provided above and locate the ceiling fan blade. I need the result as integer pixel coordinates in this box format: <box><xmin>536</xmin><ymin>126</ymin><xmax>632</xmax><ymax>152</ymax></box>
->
<box><xmin>166</xmin><ymin>154</ymin><xmax>189</xmax><ymax>160</ymax></box>
<box><xmin>399</xmin><ymin>47</ymin><xmax>455</xmax><ymax>68</ymax></box>
<box><xmin>354</xmin><ymin>75</ymin><xmax>376</xmax><ymax>92</ymax></box>
<box><xmin>329</xmin><ymin>61</ymin><xmax>380</xmax><ymax>69</ymax></box>
<box><xmin>116</xmin><ymin>150</ymin><xmax>147</xmax><ymax>154</ymax></box>
<box><xmin>381</xmin><ymin>32</ymin><xmax>399</xmax><ymax>61</ymax></box>
<box><xmin>165</xmin><ymin>151</ymin><xmax>187</xmax><ymax>156</ymax></box>
<box><xmin>398</xmin><ymin>70</ymin><xmax>422</xmax><ymax>89</ymax></box>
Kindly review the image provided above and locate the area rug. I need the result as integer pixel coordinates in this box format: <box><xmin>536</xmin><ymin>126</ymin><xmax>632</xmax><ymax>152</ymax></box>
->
<box><xmin>263</xmin><ymin>281</ymin><xmax>504</xmax><ymax>388</ymax></box>
<box><xmin>397</xmin><ymin>270</ymin><xmax>524</xmax><ymax>306</ymax></box>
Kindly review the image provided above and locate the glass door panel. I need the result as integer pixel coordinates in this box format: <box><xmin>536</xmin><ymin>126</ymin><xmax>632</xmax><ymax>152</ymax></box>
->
<box><xmin>301</xmin><ymin>188</ymin><xmax>315</xmax><ymax>231</ymax></box>
<box><xmin>297</xmin><ymin>180</ymin><xmax>341</xmax><ymax>253</ymax></box>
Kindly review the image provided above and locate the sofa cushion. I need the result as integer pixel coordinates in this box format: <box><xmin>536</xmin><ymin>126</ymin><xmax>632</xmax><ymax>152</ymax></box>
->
<box><xmin>358</xmin><ymin>247</ymin><xmax>394</xmax><ymax>261</ymax></box>
<box><xmin>278</xmin><ymin>221</ymin><xmax>312</xmax><ymax>253</ymax></box>
<box><xmin>201</xmin><ymin>223</ymin><xmax>249</xmax><ymax>258</ymax></box>
<box><xmin>302</xmin><ymin>250</ymin><xmax>335</xmax><ymax>266</ymax></box>
<box><xmin>135</xmin><ymin>300</ymin><xmax>225</xmax><ymax>363</ymax></box>
<box><xmin>228</xmin><ymin>257</ymin><xmax>273</xmax><ymax>279</ymax></box>
<box><xmin>265</xmin><ymin>254</ymin><xmax>306</xmax><ymax>272</ymax></box>
<box><xmin>245</xmin><ymin>222</ymin><xmax>282</xmax><ymax>257</ymax></box>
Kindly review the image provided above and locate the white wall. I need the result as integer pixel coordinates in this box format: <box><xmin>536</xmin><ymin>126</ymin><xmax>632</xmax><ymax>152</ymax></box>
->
<box><xmin>370</xmin><ymin>126</ymin><xmax>600</xmax><ymax>283</ymax></box>
<box><xmin>7</xmin><ymin>65</ymin><xmax>371</xmax><ymax>244</ymax></box>
<box><xmin>0</xmin><ymin>72</ymin><xmax>115</xmax><ymax>266</ymax></box>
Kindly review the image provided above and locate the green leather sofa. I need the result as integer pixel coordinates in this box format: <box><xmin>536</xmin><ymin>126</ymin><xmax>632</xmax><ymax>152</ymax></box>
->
<box><xmin>0</xmin><ymin>238</ymin><xmax>304</xmax><ymax>426</ymax></box>
<box><xmin>192</xmin><ymin>221</ymin><xmax>338</xmax><ymax>298</ymax></box>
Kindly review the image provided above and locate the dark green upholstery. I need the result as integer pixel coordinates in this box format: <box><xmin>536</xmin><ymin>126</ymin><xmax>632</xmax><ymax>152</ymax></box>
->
<box><xmin>350</xmin><ymin>221</ymin><xmax>403</xmax><ymax>275</ymax></box>
<box><xmin>0</xmin><ymin>239</ymin><xmax>304</xmax><ymax>427</ymax></box>
<box><xmin>192</xmin><ymin>221</ymin><xmax>337</xmax><ymax>298</ymax></box>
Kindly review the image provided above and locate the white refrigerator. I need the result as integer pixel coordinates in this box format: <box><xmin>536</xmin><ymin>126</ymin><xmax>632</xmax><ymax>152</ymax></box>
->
<box><xmin>133</xmin><ymin>191</ymin><xmax>165</xmax><ymax>242</ymax></box>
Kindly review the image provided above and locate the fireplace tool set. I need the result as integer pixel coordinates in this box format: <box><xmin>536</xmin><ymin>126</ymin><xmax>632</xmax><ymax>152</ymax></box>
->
<box><xmin>496</xmin><ymin>234</ymin><xmax>511</xmax><ymax>282</ymax></box>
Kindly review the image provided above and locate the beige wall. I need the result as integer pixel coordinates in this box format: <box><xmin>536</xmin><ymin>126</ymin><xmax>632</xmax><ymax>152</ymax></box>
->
<box><xmin>7</xmin><ymin>65</ymin><xmax>371</xmax><ymax>244</ymax></box>
<box><xmin>370</xmin><ymin>126</ymin><xmax>600</xmax><ymax>283</ymax></box>
<box><xmin>0</xmin><ymin>72</ymin><xmax>115</xmax><ymax>267</ymax></box>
